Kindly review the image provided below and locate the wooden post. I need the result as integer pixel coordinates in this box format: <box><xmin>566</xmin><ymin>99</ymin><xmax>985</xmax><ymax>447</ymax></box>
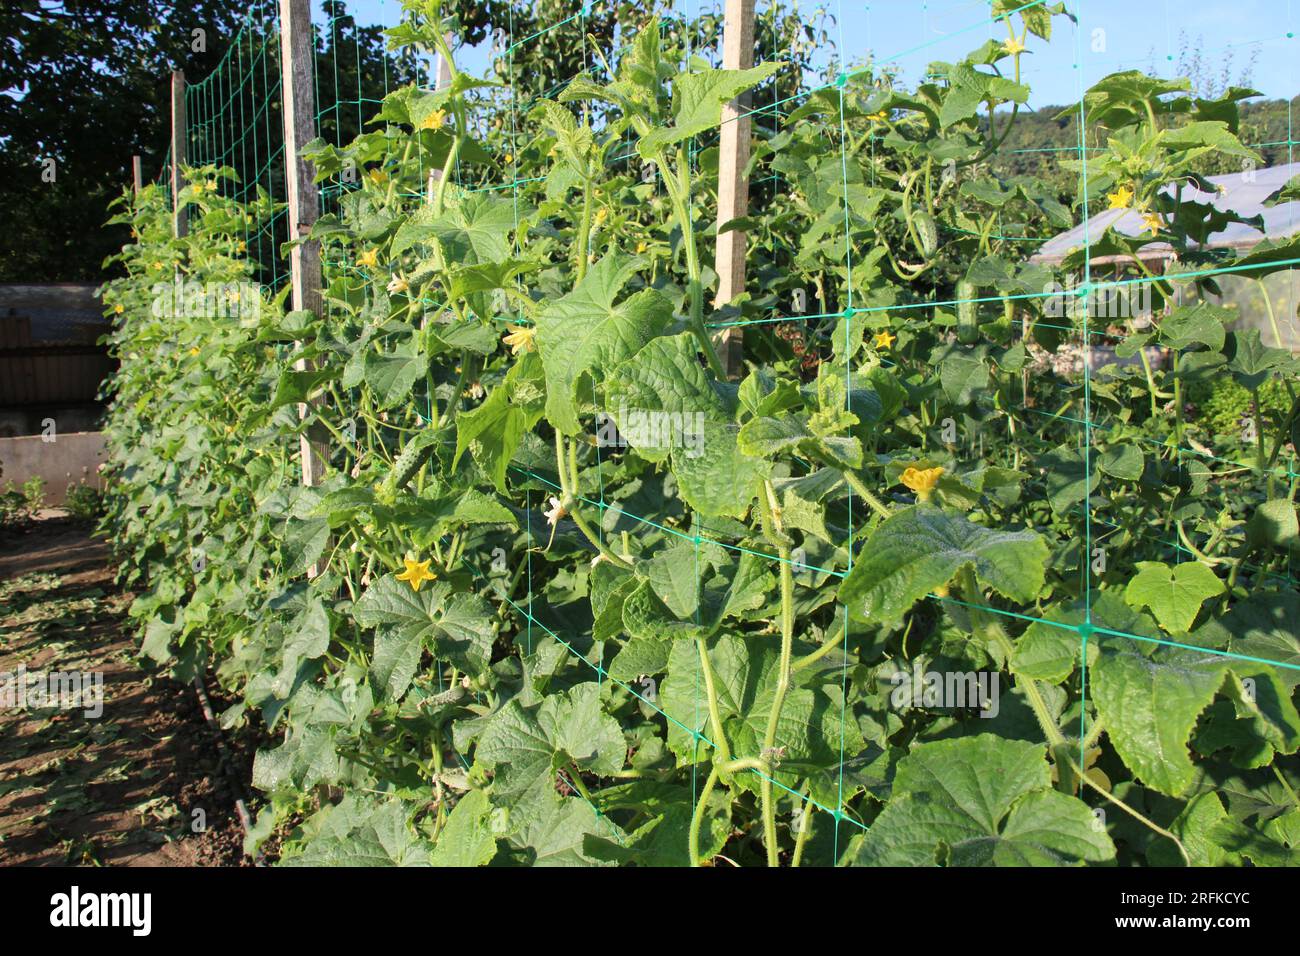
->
<box><xmin>713</xmin><ymin>0</ymin><xmax>756</xmax><ymax>377</ymax></box>
<box><xmin>279</xmin><ymin>0</ymin><xmax>330</xmax><ymax>513</ymax></box>
<box><xmin>132</xmin><ymin>155</ymin><xmax>143</xmax><ymax>194</ymax></box>
<box><xmin>170</xmin><ymin>71</ymin><xmax>187</xmax><ymax>236</ymax></box>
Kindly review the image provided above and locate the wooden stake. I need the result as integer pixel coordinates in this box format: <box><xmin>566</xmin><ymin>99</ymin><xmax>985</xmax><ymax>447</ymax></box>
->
<box><xmin>132</xmin><ymin>155</ymin><xmax>143</xmax><ymax>194</ymax></box>
<box><xmin>170</xmin><ymin>71</ymin><xmax>187</xmax><ymax>237</ymax></box>
<box><xmin>713</xmin><ymin>0</ymin><xmax>756</xmax><ymax>377</ymax></box>
<box><xmin>279</xmin><ymin>0</ymin><xmax>330</xmax><ymax>520</ymax></box>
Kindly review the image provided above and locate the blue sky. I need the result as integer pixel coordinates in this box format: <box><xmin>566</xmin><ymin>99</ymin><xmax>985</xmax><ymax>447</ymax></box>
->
<box><xmin>317</xmin><ymin>0</ymin><xmax>1298</xmax><ymax>108</ymax></box>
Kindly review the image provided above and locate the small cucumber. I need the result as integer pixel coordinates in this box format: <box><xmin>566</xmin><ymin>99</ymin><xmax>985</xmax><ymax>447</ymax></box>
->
<box><xmin>385</xmin><ymin>428</ymin><xmax>440</xmax><ymax>492</ymax></box>
<box><xmin>956</xmin><ymin>279</ymin><xmax>979</xmax><ymax>344</ymax></box>
<box><xmin>913</xmin><ymin>211</ymin><xmax>939</xmax><ymax>258</ymax></box>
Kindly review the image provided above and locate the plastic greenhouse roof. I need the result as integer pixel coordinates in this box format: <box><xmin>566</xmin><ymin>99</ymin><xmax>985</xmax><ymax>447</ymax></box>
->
<box><xmin>1031</xmin><ymin>161</ymin><xmax>1300</xmax><ymax>265</ymax></box>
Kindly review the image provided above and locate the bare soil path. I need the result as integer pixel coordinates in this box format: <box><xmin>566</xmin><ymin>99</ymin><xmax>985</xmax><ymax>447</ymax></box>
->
<box><xmin>0</xmin><ymin>514</ymin><xmax>250</xmax><ymax>865</ymax></box>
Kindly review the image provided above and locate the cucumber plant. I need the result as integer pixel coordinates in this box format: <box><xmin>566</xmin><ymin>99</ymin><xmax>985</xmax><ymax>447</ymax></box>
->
<box><xmin>99</xmin><ymin>0</ymin><xmax>1300</xmax><ymax>866</ymax></box>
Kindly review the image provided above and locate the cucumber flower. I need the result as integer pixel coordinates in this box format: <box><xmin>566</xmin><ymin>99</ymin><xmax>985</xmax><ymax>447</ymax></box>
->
<box><xmin>874</xmin><ymin>330</ymin><xmax>896</xmax><ymax>350</ymax></box>
<box><xmin>1002</xmin><ymin>37</ymin><xmax>1026</xmax><ymax>56</ymax></box>
<box><xmin>395</xmin><ymin>556</ymin><xmax>437</xmax><ymax>593</ymax></box>
<box><xmin>901</xmin><ymin>465</ymin><xmax>944</xmax><ymax>502</ymax></box>
<box><xmin>1139</xmin><ymin>208</ymin><xmax>1162</xmax><ymax>235</ymax></box>
<box><xmin>387</xmin><ymin>274</ymin><xmax>409</xmax><ymax>295</ymax></box>
<box><xmin>418</xmin><ymin>108</ymin><xmax>447</xmax><ymax>131</ymax></box>
<box><xmin>503</xmin><ymin>325</ymin><xmax>536</xmax><ymax>355</ymax></box>
<box><xmin>544</xmin><ymin>496</ymin><xmax>567</xmax><ymax>526</ymax></box>
<box><xmin>1106</xmin><ymin>185</ymin><xmax>1134</xmax><ymax>210</ymax></box>
<box><xmin>358</xmin><ymin>248</ymin><xmax>379</xmax><ymax>269</ymax></box>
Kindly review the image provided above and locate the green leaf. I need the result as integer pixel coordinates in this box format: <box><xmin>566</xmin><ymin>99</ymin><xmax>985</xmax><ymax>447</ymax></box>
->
<box><xmin>353</xmin><ymin>577</ymin><xmax>497</xmax><ymax>698</ymax></box>
<box><xmin>280</xmin><ymin>796</ymin><xmax>433</xmax><ymax>867</ymax></box>
<box><xmin>454</xmin><ymin>351</ymin><xmax>545</xmax><ymax>492</ymax></box>
<box><xmin>1040</xmin><ymin>444</ymin><xmax>1098</xmax><ymax>515</ymax></box>
<box><xmin>1158</xmin><ymin>302</ymin><xmax>1228</xmax><ymax>351</ymax></box>
<box><xmin>363</xmin><ymin>342</ymin><xmax>427</xmax><ymax>408</ymax></box>
<box><xmin>1214</xmin><ymin>591</ymin><xmax>1300</xmax><ymax>689</ymax></box>
<box><xmin>534</xmin><ymin>253</ymin><xmax>673</xmax><ymax>435</ymax></box>
<box><xmin>271</xmin><ymin>367</ymin><xmax>338</xmax><ymax>409</ymax></box>
<box><xmin>508</xmin><ymin>796</ymin><xmax>619</xmax><ymax>867</ymax></box>
<box><xmin>838</xmin><ymin>505</ymin><xmax>1048</xmax><ymax>623</ymax></box>
<box><xmin>390</xmin><ymin>192</ymin><xmax>515</xmax><ymax>263</ymax></box>
<box><xmin>850</xmin><ymin>735</ymin><xmax>1114</xmax><ymax>866</ymax></box>
<box><xmin>281</xmin><ymin>516</ymin><xmax>330</xmax><ymax>574</ymax></box>
<box><xmin>430</xmin><ymin>791</ymin><xmax>498</xmax><ymax>867</ymax></box>
<box><xmin>1091</xmin><ymin>641</ymin><xmax>1228</xmax><ymax>795</ymax></box>
<box><xmin>1011</xmin><ymin>591</ymin><xmax>1140</xmax><ymax>683</ymax></box>
<box><xmin>670</xmin><ymin>419</ymin><xmax>769</xmax><ymax>518</ymax></box>
<box><xmin>1246</xmin><ymin>499</ymin><xmax>1299</xmax><ymax>551</ymax></box>
<box><xmin>1229</xmin><ymin>328</ymin><xmax>1295</xmax><ymax>390</ymax></box>
<box><xmin>1123</xmin><ymin>560</ymin><xmax>1224</xmax><ymax>632</ymax></box>
<box><xmin>939</xmin><ymin>351</ymin><xmax>990</xmax><ymax>405</ymax></box>
<box><xmin>475</xmin><ymin>684</ymin><xmax>625</xmax><ymax>809</ymax></box>
<box><xmin>639</xmin><ymin>63</ymin><xmax>781</xmax><ymax>154</ymax></box>
<box><xmin>1097</xmin><ymin>443</ymin><xmax>1144</xmax><ymax>481</ymax></box>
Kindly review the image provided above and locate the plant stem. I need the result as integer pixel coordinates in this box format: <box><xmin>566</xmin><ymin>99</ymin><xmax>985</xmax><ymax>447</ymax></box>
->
<box><xmin>1074</xmin><ymin>758</ymin><xmax>1190</xmax><ymax>866</ymax></box>
<box><xmin>791</xmin><ymin>797</ymin><xmax>814</xmax><ymax>868</ymax></box>
<box><xmin>653</xmin><ymin>146</ymin><xmax>726</xmax><ymax>379</ymax></box>
<box><xmin>696</xmin><ymin>638</ymin><xmax>731</xmax><ymax>765</ymax></box>
<box><xmin>575</xmin><ymin>173</ymin><xmax>593</xmax><ymax>281</ymax></box>
<box><xmin>757</xmin><ymin>479</ymin><xmax>796</xmax><ymax>867</ymax></box>
<box><xmin>688</xmin><ymin>764</ymin><xmax>720</xmax><ymax>867</ymax></box>
<box><xmin>839</xmin><ymin>468</ymin><xmax>893</xmax><ymax>518</ymax></box>
<box><xmin>793</xmin><ymin>627</ymin><xmax>844</xmax><ymax>672</ymax></box>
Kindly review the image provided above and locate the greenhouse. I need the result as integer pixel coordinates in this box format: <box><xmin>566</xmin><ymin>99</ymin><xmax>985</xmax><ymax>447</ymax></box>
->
<box><xmin>1</xmin><ymin>0</ymin><xmax>1299</xmax><ymax>904</ymax></box>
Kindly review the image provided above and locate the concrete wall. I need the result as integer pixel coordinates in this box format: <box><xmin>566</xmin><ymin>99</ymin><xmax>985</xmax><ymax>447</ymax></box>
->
<box><xmin>0</xmin><ymin>431</ymin><xmax>105</xmax><ymax>505</ymax></box>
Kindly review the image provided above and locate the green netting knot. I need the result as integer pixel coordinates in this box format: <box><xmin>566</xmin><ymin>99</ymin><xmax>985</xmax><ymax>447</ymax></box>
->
<box><xmin>835</xmin><ymin>71</ymin><xmax>849</xmax><ymax>89</ymax></box>
<box><xmin>693</xmin><ymin>535</ymin><xmax>702</xmax><ymax>545</ymax></box>
<box><xmin>1076</xmin><ymin>622</ymin><xmax>1094</xmax><ymax>641</ymax></box>
<box><xmin>842</xmin><ymin>307</ymin><xmax>854</xmax><ymax>318</ymax></box>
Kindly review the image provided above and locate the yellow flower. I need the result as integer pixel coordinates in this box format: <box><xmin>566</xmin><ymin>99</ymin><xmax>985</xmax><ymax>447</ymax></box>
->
<box><xmin>594</xmin><ymin>207</ymin><xmax>609</xmax><ymax>226</ymax></box>
<box><xmin>867</xmin><ymin>110</ymin><xmax>889</xmax><ymax>123</ymax></box>
<box><xmin>150</xmin><ymin>261</ymin><xmax>163</xmax><ymax>270</ymax></box>
<box><xmin>636</xmin><ymin>241</ymin><xmax>648</xmax><ymax>254</ymax></box>
<box><xmin>204</xmin><ymin>180</ymin><xmax>217</xmax><ymax>192</ymax></box>
<box><xmin>236</xmin><ymin>240</ymin><xmax>246</xmax><ymax>253</ymax></box>
<box><xmin>189</xmin><ymin>346</ymin><xmax>200</xmax><ymax>356</ymax></box>
<box><xmin>900</xmin><ymin>465</ymin><xmax>944</xmax><ymax>502</ymax></box>
<box><xmin>874</xmin><ymin>329</ymin><xmax>896</xmax><ymax>349</ymax></box>
<box><xmin>417</xmin><ymin>108</ymin><xmax>447</xmax><ymax>131</ymax></box>
<box><xmin>114</xmin><ymin>304</ymin><xmax>125</xmax><ymax>315</ymax></box>
<box><xmin>387</xmin><ymin>275</ymin><xmax>409</xmax><ymax>294</ymax></box>
<box><xmin>504</xmin><ymin>153</ymin><xmax>514</xmax><ymax>165</ymax></box>
<box><xmin>395</xmin><ymin>556</ymin><xmax>437</xmax><ymax>593</ymax></box>
<box><xmin>367</xmin><ymin>168</ymin><xmax>389</xmax><ymax>185</ymax></box>
<box><xmin>1140</xmin><ymin>209</ymin><xmax>1162</xmax><ymax>235</ymax></box>
<box><xmin>1002</xmin><ymin>37</ymin><xmax>1026</xmax><ymax>56</ymax></box>
<box><xmin>358</xmin><ymin>248</ymin><xmax>379</xmax><ymax>269</ymax></box>
<box><xmin>503</xmin><ymin>325</ymin><xmax>536</xmax><ymax>354</ymax></box>
<box><xmin>1106</xmin><ymin>185</ymin><xmax>1134</xmax><ymax>210</ymax></box>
